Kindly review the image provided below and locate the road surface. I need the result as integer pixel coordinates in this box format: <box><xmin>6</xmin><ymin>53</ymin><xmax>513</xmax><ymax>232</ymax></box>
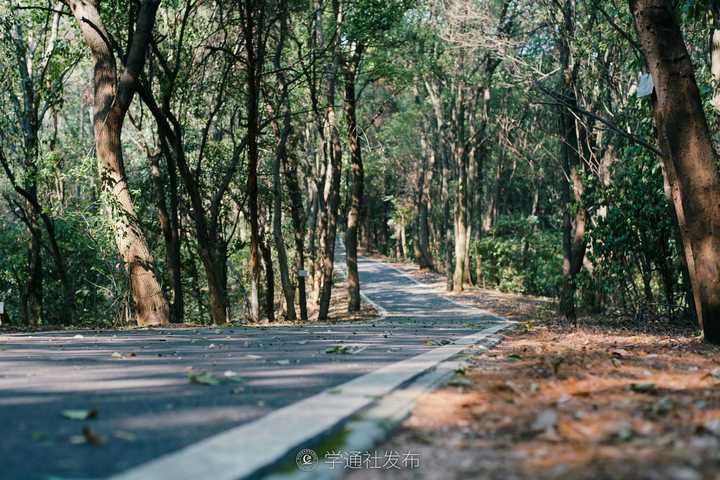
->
<box><xmin>0</xmin><ymin>248</ymin><xmax>504</xmax><ymax>479</ymax></box>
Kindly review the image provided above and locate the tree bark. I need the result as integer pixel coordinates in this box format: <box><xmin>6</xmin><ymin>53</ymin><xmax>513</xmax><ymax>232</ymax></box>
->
<box><xmin>317</xmin><ymin>0</ymin><xmax>343</xmax><ymax>321</ymax></box>
<box><xmin>631</xmin><ymin>0</ymin><xmax>720</xmax><ymax>342</ymax></box>
<box><xmin>242</xmin><ymin>0</ymin><xmax>264</xmax><ymax>322</ymax></box>
<box><xmin>149</xmin><ymin>152</ymin><xmax>183</xmax><ymax>323</ymax></box>
<box><xmin>452</xmin><ymin>80</ymin><xmax>468</xmax><ymax>293</ymax></box>
<box><xmin>260</xmin><ymin>232</ymin><xmax>275</xmax><ymax>321</ymax></box>
<box><xmin>270</xmin><ymin>1</ymin><xmax>297</xmax><ymax>320</ymax></box>
<box><xmin>68</xmin><ymin>0</ymin><xmax>169</xmax><ymax>326</ymax></box>
<box><xmin>557</xmin><ymin>0</ymin><xmax>587</xmax><ymax>323</ymax></box>
<box><xmin>415</xmin><ymin>129</ymin><xmax>435</xmax><ymax>270</ymax></box>
<box><xmin>344</xmin><ymin>43</ymin><xmax>365</xmax><ymax>313</ymax></box>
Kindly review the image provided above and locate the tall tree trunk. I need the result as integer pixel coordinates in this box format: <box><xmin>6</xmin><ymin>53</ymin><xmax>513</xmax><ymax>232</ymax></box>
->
<box><xmin>344</xmin><ymin>43</ymin><xmax>365</xmax><ymax>313</ymax></box>
<box><xmin>270</xmin><ymin>1</ymin><xmax>297</xmax><ymax>320</ymax></box>
<box><xmin>317</xmin><ymin>0</ymin><xmax>343</xmax><ymax>321</ymax></box>
<box><xmin>631</xmin><ymin>0</ymin><xmax>720</xmax><ymax>342</ymax></box>
<box><xmin>68</xmin><ymin>0</ymin><xmax>169</xmax><ymax>326</ymax></box>
<box><xmin>711</xmin><ymin>2</ymin><xmax>720</xmax><ymax>121</ymax></box>
<box><xmin>243</xmin><ymin>0</ymin><xmax>264</xmax><ymax>322</ymax></box>
<box><xmin>452</xmin><ymin>80</ymin><xmax>468</xmax><ymax>293</ymax></box>
<box><xmin>25</xmin><ymin>212</ymin><xmax>43</xmax><ymax>326</ymax></box>
<box><xmin>272</xmin><ymin>143</ymin><xmax>296</xmax><ymax>320</ymax></box>
<box><xmin>442</xmin><ymin>146</ymin><xmax>453</xmax><ymax>291</ymax></box>
<box><xmin>283</xmin><ymin>152</ymin><xmax>309</xmax><ymax>320</ymax></box>
<box><xmin>415</xmin><ymin>129</ymin><xmax>435</xmax><ymax>270</ymax></box>
<box><xmin>260</xmin><ymin>233</ymin><xmax>275</xmax><ymax>321</ymax></box>
<box><xmin>557</xmin><ymin>0</ymin><xmax>587</xmax><ymax>323</ymax></box>
<box><xmin>149</xmin><ymin>152</ymin><xmax>183</xmax><ymax>323</ymax></box>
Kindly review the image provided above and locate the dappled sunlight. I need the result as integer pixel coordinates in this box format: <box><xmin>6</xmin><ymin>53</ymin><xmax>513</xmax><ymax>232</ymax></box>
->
<box><xmin>119</xmin><ymin>406</ymin><xmax>268</xmax><ymax>431</ymax></box>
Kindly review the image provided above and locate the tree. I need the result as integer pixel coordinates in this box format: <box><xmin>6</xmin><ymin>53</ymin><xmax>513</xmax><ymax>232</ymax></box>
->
<box><xmin>631</xmin><ymin>0</ymin><xmax>720</xmax><ymax>343</ymax></box>
<box><xmin>67</xmin><ymin>0</ymin><xmax>169</xmax><ymax>326</ymax></box>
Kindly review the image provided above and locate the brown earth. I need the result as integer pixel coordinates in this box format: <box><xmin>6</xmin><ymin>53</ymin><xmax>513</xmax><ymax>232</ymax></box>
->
<box><xmin>350</xmin><ymin>255</ymin><xmax>720</xmax><ymax>480</ymax></box>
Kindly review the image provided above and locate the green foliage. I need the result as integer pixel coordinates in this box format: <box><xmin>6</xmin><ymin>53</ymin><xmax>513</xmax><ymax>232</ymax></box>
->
<box><xmin>475</xmin><ymin>215</ymin><xmax>562</xmax><ymax>297</ymax></box>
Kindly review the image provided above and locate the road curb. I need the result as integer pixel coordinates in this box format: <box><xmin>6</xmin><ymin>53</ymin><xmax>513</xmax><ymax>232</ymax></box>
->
<box><xmin>263</xmin><ymin>331</ymin><xmax>509</xmax><ymax>480</ymax></box>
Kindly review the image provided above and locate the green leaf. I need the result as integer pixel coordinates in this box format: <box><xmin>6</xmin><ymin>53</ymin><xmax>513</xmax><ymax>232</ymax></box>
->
<box><xmin>187</xmin><ymin>371</ymin><xmax>221</xmax><ymax>386</ymax></box>
<box><xmin>629</xmin><ymin>383</ymin><xmax>657</xmax><ymax>394</ymax></box>
<box><xmin>61</xmin><ymin>409</ymin><xmax>97</xmax><ymax>420</ymax></box>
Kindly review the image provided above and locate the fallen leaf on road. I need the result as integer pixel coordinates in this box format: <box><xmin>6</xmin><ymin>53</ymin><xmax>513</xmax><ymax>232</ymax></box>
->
<box><xmin>629</xmin><ymin>382</ymin><xmax>657</xmax><ymax>394</ymax></box>
<box><xmin>188</xmin><ymin>371</ymin><xmax>221</xmax><ymax>386</ymax></box>
<box><xmin>325</xmin><ymin>344</ymin><xmax>368</xmax><ymax>355</ymax></box>
<box><xmin>276</xmin><ymin>359</ymin><xmax>291</xmax><ymax>365</ymax></box>
<box><xmin>702</xmin><ymin>368</ymin><xmax>720</xmax><ymax>380</ymax></box>
<box><xmin>61</xmin><ymin>409</ymin><xmax>97</xmax><ymax>421</ymax></box>
<box><xmin>82</xmin><ymin>426</ymin><xmax>105</xmax><ymax>446</ymax></box>
<box><xmin>113</xmin><ymin>431</ymin><xmax>137</xmax><ymax>442</ymax></box>
<box><xmin>111</xmin><ymin>352</ymin><xmax>123</xmax><ymax>359</ymax></box>
<box><xmin>609</xmin><ymin>348</ymin><xmax>630</xmax><ymax>358</ymax></box>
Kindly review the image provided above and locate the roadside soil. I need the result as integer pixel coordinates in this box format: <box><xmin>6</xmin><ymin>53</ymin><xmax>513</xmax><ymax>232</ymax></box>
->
<box><xmin>352</xmin><ymin>254</ymin><xmax>719</xmax><ymax>480</ymax></box>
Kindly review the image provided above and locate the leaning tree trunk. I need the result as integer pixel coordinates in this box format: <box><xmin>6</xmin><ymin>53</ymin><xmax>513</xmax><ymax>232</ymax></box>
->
<box><xmin>68</xmin><ymin>0</ymin><xmax>169</xmax><ymax>326</ymax></box>
<box><xmin>631</xmin><ymin>0</ymin><xmax>720</xmax><ymax>343</ymax></box>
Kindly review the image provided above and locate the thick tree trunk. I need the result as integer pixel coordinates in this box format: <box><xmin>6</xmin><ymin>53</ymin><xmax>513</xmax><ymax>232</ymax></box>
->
<box><xmin>631</xmin><ymin>0</ymin><xmax>720</xmax><ymax>342</ymax></box>
<box><xmin>68</xmin><ymin>0</ymin><xmax>169</xmax><ymax>326</ymax></box>
<box><xmin>711</xmin><ymin>3</ymin><xmax>720</xmax><ymax>119</ymax></box>
<box><xmin>344</xmin><ymin>44</ymin><xmax>365</xmax><ymax>313</ymax></box>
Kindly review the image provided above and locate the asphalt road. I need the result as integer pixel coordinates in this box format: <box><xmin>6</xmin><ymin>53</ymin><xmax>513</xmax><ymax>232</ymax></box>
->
<box><xmin>0</xmin><ymin>249</ymin><xmax>502</xmax><ymax>480</ymax></box>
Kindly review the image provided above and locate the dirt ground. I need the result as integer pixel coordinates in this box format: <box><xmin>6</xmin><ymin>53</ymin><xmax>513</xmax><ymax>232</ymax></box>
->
<box><xmin>350</xmin><ymin>257</ymin><xmax>720</xmax><ymax>480</ymax></box>
<box><xmin>286</xmin><ymin>275</ymin><xmax>380</xmax><ymax>324</ymax></box>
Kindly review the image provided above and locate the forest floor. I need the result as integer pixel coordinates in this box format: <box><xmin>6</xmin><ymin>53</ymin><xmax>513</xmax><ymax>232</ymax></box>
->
<box><xmin>352</xmin><ymin>253</ymin><xmax>720</xmax><ymax>480</ymax></box>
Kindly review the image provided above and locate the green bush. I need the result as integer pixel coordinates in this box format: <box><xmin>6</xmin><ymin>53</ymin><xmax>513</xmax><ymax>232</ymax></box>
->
<box><xmin>475</xmin><ymin>215</ymin><xmax>562</xmax><ymax>297</ymax></box>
